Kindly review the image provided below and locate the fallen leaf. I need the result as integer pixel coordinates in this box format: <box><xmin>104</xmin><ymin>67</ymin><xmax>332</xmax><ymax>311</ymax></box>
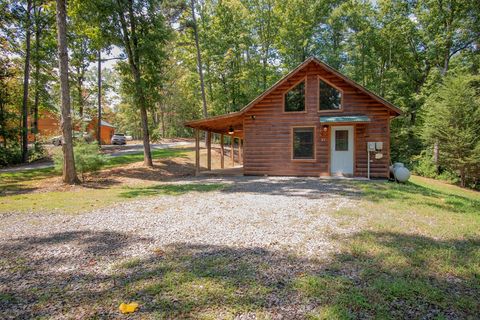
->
<box><xmin>119</xmin><ymin>302</ymin><xmax>139</xmax><ymax>314</ymax></box>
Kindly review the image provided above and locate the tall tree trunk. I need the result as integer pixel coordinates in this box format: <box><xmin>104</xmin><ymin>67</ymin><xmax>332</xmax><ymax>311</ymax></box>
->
<box><xmin>190</xmin><ymin>0</ymin><xmax>209</xmax><ymax>146</ymax></box>
<box><xmin>32</xmin><ymin>8</ymin><xmax>41</xmax><ymax>137</ymax></box>
<box><xmin>190</xmin><ymin>0</ymin><xmax>208</xmax><ymax>119</ymax></box>
<box><xmin>77</xmin><ymin>66</ymin><xmax>84</xmax><ymax>118</ymax></box>
<box><xmin>32</xmin><ymin>4</ymin><xmax>44</xmax><ymax>138</ymax></box>
<box><xmin>21</xmin><ymin>0</ymin><xmax>33</xmax><ymax>162</ymax></box>
<box><xmin>0</xmin><ymin>102</ymin><xmax>6</xmax><ymax>148</ymax></box>
<box><xmin>56</xmin><ymin>0</ymin><xmax>79</xmax><ymax>184</ymax></box>
<box><xmin>159</xmin><ymin>102</ymin><xmax>166</xmax><ymax>138</ymax></box>
<box><xmin>117</xmin><ymin>0</ymin><xmax>152</xmax><ymax>167</ymax></box>
<box><xmin>97</xmin><ymin>50</ymin><xmax>102</xmax><ymax>145</ymax></box>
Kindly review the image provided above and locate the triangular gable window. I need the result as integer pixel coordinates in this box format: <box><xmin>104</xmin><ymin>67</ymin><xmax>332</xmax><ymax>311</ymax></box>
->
<box><xmin>319</xmin><ymin>79</ymin><xmax>342</xmax><ymax>111</ymax></box>
<box><xmin>284</xmin><ymin>81</ymin><xmax>305</xmax><ymax>112</ymax></box>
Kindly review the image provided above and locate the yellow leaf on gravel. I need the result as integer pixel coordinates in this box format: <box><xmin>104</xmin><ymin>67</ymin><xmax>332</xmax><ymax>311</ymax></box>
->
<box><xmin>119</xmin><ymin>302</ymin><xmax>139</xmax><ymax>314</ymax></box>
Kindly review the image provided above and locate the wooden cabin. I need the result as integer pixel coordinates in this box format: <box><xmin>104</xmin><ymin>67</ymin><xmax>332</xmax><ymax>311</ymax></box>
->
<box><xmin>86</xmin><ymin>119</ymin><xmax>115</xmax><ymax>145</ymax></box>
<box><xmin>185</xmin><ymin>57</ymin><xmax>402</xmax><ymax>178</ymax></box>
<box><xmin>28</xmin><ymin>111</ymin><xmax>116</xmax><ymax>145</ymax></box>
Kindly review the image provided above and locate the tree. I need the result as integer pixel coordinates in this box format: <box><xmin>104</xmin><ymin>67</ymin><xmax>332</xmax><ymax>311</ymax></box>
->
<box><xmin>423</xmin><ymin>74</ymin><xmax>480</xmax><ymax>187</ymax></box>
<box><xmin>74</xmin><ymin>0</ymin><xmax>170</xmax><ymax>167</ymax></box>
<box><xmin>55</xmin><ymin>0</ymin><xmax>79</xmax><ymax>184</ymax></box>
<box><xmin>189</xmin><ymin>0</ymin><xmax>208</xmax><ymax>119</ymax></box>
<box><xmin>20</xmin><ymin>0</ymin><xmax>32</xmax><ymax>162</ymax></box>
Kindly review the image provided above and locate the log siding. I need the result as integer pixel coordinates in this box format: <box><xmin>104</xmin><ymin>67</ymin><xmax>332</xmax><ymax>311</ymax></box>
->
<box><xmin>243</xmin><ymin>62</ymin><xmax>391</xmax><ymax>178</ymax></box>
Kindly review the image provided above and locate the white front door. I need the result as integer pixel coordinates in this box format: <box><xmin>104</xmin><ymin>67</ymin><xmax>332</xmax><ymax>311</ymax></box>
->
<box><xmin>331</xmin><ymin>126</ymin><xmax>354</xmax><ymax>176</ymax></box>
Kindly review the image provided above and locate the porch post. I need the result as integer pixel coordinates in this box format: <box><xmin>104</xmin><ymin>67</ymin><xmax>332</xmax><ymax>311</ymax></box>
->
<box><xmin>239</xmin><ymin>139</ymin><xmax>243</xmax><ymax>164</ymax></box>
<box><xmin>207</xmin><ymin>131</ymin><xmax>212</xmax><ymax>171</ymax></box>
<box><xmin>220</xmin><ymin>134</ymin><xmax>224</xmax><ymax>169</ymax></box>
<box><xmin>231</xmin><ymin>136</ymin><xmax>234</xmax><ymax>167</ymax></box>
<box><xmin>195</xmin><ymin>129</ymin><xmax>200</xmax><ymax>176</ymax></box>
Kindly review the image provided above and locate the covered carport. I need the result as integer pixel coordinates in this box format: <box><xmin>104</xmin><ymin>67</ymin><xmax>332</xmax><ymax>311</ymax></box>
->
<box><xmin>184</xmin><ymin>112</ymin><xmax>244</xmax><ymax>175</ymax></box>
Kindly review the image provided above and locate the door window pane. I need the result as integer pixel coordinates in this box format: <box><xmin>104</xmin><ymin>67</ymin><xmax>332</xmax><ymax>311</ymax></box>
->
<box><xmin>335</xmin><ymin>130</ymin><xmax>348</xmax><ymax>151</ymax></box>
<box><xmin>293</xmin><ymin>127</ymin><xmax>314</xmax><ymax>159</ymax></box>
<box><xmin>285</xmin><ymin>81</ymin><xmax>305</xmax><ymax>112</ymax></box>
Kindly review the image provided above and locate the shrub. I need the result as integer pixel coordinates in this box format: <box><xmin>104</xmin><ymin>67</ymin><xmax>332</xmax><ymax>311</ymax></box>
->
<box><xmin>150</xmin><ymin>128</ymin><xmax>163</xmax><ymax>143</ymax></box>
<box><xmin>54</xmin><ymin>141</ymin><xmax>105</xmax><ymax>181</ymax></box>
<box><xmin>28</xmin><ymin>142</ymin><xmax>48</xmax><ymax>163</ymax></box>
<box><xmin>411</xmin><ymin>151</ymin><xmax>437</xmax><ymax>179</ymax></box>
<box><xmin>0</xmin><ymin>144</ymin><xmax>22</xmax><ymax>167</ymax></box>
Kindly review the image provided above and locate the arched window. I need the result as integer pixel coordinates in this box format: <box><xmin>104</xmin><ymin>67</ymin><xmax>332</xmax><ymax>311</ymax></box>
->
<box><xmin>284</xmin><ymin>80</ymin><xmax>305</xmax><ymax>112</ymax></box>
<box><xmin>319</xmin><ymin>79</ymin><xmax>342</xmax><ymax>111</ymax></box>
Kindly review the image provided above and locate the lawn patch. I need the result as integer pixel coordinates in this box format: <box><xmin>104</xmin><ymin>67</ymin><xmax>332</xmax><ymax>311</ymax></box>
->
<box><xmin>103</xmin><ymin>148</ymin><xmax>188</xmax><ymax>168</ymax></box>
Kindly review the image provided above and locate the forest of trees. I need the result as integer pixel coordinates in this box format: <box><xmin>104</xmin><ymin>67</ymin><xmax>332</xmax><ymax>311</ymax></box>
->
<box><xmin>0</xmin><ymin>0</ymin><xmax>479</xmax><ymax>186</ymax></box>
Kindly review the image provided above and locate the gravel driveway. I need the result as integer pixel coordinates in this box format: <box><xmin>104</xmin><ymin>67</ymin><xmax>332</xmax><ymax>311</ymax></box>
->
<box><xmin>0</xmin><ymin>176</ymin><xmax>364</xmax><ymax>319</ymax></box>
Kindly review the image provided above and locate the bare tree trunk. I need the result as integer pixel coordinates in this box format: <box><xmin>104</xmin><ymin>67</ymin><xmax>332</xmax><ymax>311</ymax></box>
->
<box><xmin>190</xmin><ymin>0</ymin><xmax>209</xmax><ymax>148</ymax></box>
<box><xmin>21</xmin><ymin>0</ymin><xmax>33</xmax><ymax>162</ymax></box>
<box><xmin>190</xmin><ymin>0</ymin><xmax>208</xmax><ymax>119</ymax></box>
<box><xmin>159</xmin><ymin>102</ymin><xmax>166</xmax><ymax>138</ymax></box>
<box><xmin>77</xmin><ymin>66</ymin><xmax>84</xmax><ymax>118</ymax></box>
<box><xmin>97</xmin><ymin>50</ymin><xmax>102</xmax><ymax>145</ymax></box>
<box><xmin>56</xmin><ymin>0</ymin><xmax>79</xmax><ymax>184</ymax></box>
<box><xmin>32</xmin><ymin>6</ymin><xmax>41</xmax><ymax>137</ymax></box>
<box><xmin>117</xmin><ymin>0</ymin><xmax>152</xmax><ymax>167</ymax></box>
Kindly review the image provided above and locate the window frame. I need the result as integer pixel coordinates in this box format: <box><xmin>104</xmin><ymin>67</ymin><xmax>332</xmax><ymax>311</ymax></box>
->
<box><xmin>283</xmin><ymin>77</ymin><xmax>308</xmax><ymax>113</ymax></box>
<box><xmin>291</xmin><ymin>126</ymin><xmax>316</xmax><ymax>162</ymax></box>
<box><xmin>317</xmin><ymin>75</ymin><xmax>344</xmax><ymax>113</ymax></box>
<box><xmin>334</xmin><ymin>129</ymin><xmax>349</xmax><ymax>151</ymax></box>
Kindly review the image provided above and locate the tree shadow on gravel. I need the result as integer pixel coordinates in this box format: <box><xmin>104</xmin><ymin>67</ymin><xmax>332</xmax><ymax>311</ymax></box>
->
<box><xmin>217</xmin><ymin>176</ymin><xmax>365</xmax><ymax>200</ymax></box>
<box><xmin>0</xmin><ymin>230</ymin><xmax>478</xmax><ymax>319</ymax></box>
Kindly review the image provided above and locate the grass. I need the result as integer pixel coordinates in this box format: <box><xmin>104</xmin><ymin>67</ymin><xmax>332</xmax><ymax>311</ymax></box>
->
<box><xmin>0</xmin><ymin>183</ymin><xmax>224</xmax><ymax>214</ymax></box>
<box><xmin>0</xmin><ymin>147</ymin><xmax>192</xmax><ymax>213</ymax></box>
<box><xmin>103</xmin><ymin>148</ymin><xmax>188</xmax><ymax>168</ymax></box>
<box><xmin>293</xmin><ymin>176</ymin><xmax>480</xmax><ymax>319</ymax></box>
<box><xmin>0</xmin><ymin>148</ymin><xmax>188</xmax><ymax>184</ymax></box>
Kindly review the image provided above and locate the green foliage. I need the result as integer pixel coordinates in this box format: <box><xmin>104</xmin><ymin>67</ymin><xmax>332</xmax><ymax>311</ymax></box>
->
<box><xmin>28</xmin><ymin>142</ymin><xmax>47</xmax><ymax>163</ymax></box>
<box><xmin>0</xmin><ymin>145</ymin><xmax>22</xmax><ymax>167</ymax></box>
<box><xmin>54</xmin><ymin>141</ymin><xmax>105</xmax><ymax>181</ymax></box>
<box><xmin>423</xmin><ymin>74</ymin><xmax>480</xmax><ymax>187</ymax></box>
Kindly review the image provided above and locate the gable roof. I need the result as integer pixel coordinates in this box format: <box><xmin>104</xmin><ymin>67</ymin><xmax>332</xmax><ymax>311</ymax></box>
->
<box><xmin>240</xmin><ymin>57</ymin><xmax>402</xmax><ymax>116</ymax></box>
<box><xmin>185</xmin><ymin>57</ymin><xmax>402</xmax><ymax>132</ymax></box>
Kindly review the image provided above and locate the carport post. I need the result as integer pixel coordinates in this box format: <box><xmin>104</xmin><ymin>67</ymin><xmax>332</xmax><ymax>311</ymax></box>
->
<box><xmin>231</xmin><ymin>137</ymin><xmax>235</xmax><ymax>167</ymax></box>
<box><xmin>220</xmin><ymin>134</ymin><xmax>224</xmax><ymax>169</ymax></box>
<box><xmin>195</xmin><ymin>129</ymin><xmax>200</xmax><ymax>176</ymax></box>
<box><xmin>239</xmin><ymin>139</ymin><xmax>243</xmax><ymax>164</ymax></box>
<box><xmin>207</xmin><ymin>131</ymin><xmax>212</xmax><ymax>171</ymax></box>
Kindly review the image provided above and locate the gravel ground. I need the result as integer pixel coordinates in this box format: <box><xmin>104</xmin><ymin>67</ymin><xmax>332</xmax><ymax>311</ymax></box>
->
<box><xmin>0</xmin><ymin>176</ymin><xmax>364</xmax><ymax>319</ymax></box>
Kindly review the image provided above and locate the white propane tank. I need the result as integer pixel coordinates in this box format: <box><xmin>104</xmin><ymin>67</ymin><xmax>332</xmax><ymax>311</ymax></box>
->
<box><xmin>392</xmin><ymin>163</ymin><xmax>411</xmax><ymax>182</ymax></box>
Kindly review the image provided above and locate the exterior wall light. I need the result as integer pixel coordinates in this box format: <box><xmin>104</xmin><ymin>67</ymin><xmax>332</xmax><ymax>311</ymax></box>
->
<box><xmin>228</xmin><ymin>126</ymin><xmax>234</xmax><ymax>135</ymax></box>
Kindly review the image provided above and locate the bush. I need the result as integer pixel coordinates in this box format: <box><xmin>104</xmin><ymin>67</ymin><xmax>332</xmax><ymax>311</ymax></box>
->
<box><xmin>412</xmin><ymin>151</ymin><xmax>460</xmax><ymax>184</ymax></box>
<box><xmin>0</xmin><ymin>144</ymin><xmax>22</xmax><ymax>167</ymax></box>
<box><xmin>150</xmin><ymin>128</ymin><xmax>163</xmax><ymax>143</ymax></box>
<box><xmin>28</xmin><ymin>142</ymin><xmax>48</xmax><ymax>163</ymax></box>
<box><xmin>411</xmin><ymin>151</ymin><xmax>437</xmax><ymax>179</ymax></box>
<box><xmin>54</xmin><ymin>141</ymin><xmax>105</xmax><ymax>181</ymax></box>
